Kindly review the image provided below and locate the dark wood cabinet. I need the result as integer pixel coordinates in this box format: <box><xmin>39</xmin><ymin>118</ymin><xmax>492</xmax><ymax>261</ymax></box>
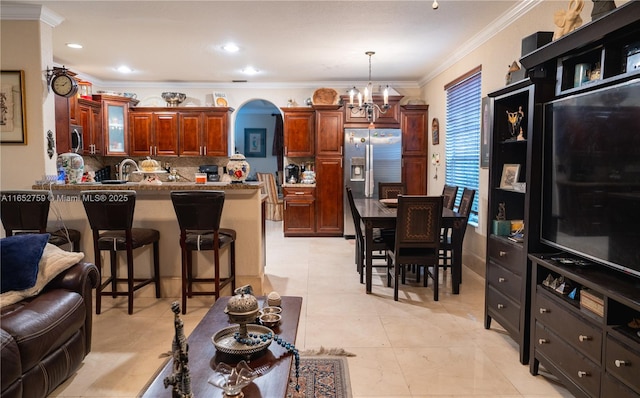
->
<box><xmin>202</xmin><ymin>111</ymin><xmax>229</xmax><ymax>157</ymax></box>
<box><xmin>93</xmin><ymin>94</ymin><xmax>138</xmax><ymax>156</ymax></box>
<box><xmin>342</xmin><ymin>95</ymin><xmax>402</xmax><ymax>128</ymax></box>
<box><xmin>400</xmin><ymin>105</ymin><xmax>429</xmax><ymax>195</ymax></box>
<box><xmin>529</xmin><ymin>256</ymin><xmax>640</xmax><ymax>398</ymax></box>
<box><xmin>178</xmin><ymin>112</ymin><xmax>203</xmax><ymax>156</ymax></box>
<box><xmin>485</xmin><ymin>78</ymin><xmax>553</xmax><ymax>365</ymax></box>
<box><xmin>54</xmin><ymin>95</ymin><xmax>73</xmax><ymax>154</ymax></box>
<box><xmin>314</xmin><ymin>157</ymin><xmax>343</xmax><ymax>236</ymax></box>
<box><xmin>315</xmin><ymin>108</ymin><xmax>343</xmax><ymax>157</ymax></box>
<box><xmin>283</xmin><ymin>186</ymin><xmax>315</xmax><ymax>236</ymax></box>
<box><xmin>283</xmin><ymin>108</ymin><xmax>315</xmax><ymax>157</ymax></box>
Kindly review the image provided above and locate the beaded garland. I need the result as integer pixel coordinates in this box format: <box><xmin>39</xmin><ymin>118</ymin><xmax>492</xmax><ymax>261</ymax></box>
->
<box><xmin>233</xmin><ymin>331</ymin><xmax>300</xmax><ymax>391</ymax></box>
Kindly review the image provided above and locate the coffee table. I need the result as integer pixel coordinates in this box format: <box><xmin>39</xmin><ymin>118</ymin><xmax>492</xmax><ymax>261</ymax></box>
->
<box><xmin>140</xmin><ymin>296</ymin><xmax>302</xmax><ymax>397</ymax></box>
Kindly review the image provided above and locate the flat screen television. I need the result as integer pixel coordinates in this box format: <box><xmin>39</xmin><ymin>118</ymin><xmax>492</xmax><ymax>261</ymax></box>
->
<box><xmin>541</xmin><ymin>78</ymin><xmax>640</xmax><ymax>278</ymax></box>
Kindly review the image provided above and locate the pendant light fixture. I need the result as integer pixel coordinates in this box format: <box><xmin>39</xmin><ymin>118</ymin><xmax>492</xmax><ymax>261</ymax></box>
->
<box><xmin>347</xmin><ymin>51</ymin><xmax>390</xmax><ymax>124</ymax></box>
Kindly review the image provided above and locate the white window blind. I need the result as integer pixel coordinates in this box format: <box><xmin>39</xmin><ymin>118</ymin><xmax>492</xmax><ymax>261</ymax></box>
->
<box><xmin>445</xmin><ymin>70</ymin><xmax>481</xmax><ymax>226</ymax></box>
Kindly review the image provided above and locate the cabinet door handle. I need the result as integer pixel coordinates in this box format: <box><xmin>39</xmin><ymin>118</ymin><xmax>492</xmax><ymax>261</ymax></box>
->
<box><xmin>284</xmin><ymin>146</ymin><xmax>287</xmax><ymax>155</ymax></box>
<box><xmin>539</xmin><ymin>308</ymin><xmax>549</xmax><ymax>314</ymax></box>
<box><xmin>149</xmin><ymin>146</ymin><xmax>153</xmax><ymax>155</ymax></box>
<box><xmin>577</xmin><ymin>371</ymin><xmax>589</xmax><ymax>378</ymax></box>
<box><xmin>499</xmin><ymin>251</ymin><xmax>507</xmax><ymax>257</ymax></box>
<box><xmin>498</xmin><ymin>277</ymin><xmax>506</xmax><ymax>283</ymax></box>
<box><xmin>538</xmin><ymin>338</ymin><xmax>549</xmax><ymax>345</ymax></box>
<box><xmin>497</xmin><ymin>303</ymin><xmax>505</xmax><ymax>309</ymax></box>
<box><xmin>615</xmin><ymin>360</ymin><xmax>627</xmax><ymax>367</ymax></box>
<box><xmin>204</xmin><ymin>146</ymin><xmax>207</xmax><ymax>156</ymax></box>
<box><xmin>155</xmin><ymin>146</ymin><xmax>158</xmax><ymax>156</ymax></box>
<box><xmin>578</xmin><ymin>335</ymin><xmax>591</xmax><ymax>342</ymax></box>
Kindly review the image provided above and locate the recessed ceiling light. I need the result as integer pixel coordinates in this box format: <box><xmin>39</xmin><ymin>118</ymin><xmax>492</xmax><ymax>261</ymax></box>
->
<box><xmin>222</xmin><ymin>43</ymin><xmax>239</xmax><ymax>53</ymax></box>
<box><xmin>116</xmin><ymin>65</ymin><xmax>133</xmax><ymax>73</ymax></box>
<box><xmin>242</xmin><ymin>66</ymin><xmax>259</xmax><ymax>75</ymax></box>
<box><xmin>66</xmin><ymin>43</ymin><xmax>83</xmax><ymax>49</ymax></box>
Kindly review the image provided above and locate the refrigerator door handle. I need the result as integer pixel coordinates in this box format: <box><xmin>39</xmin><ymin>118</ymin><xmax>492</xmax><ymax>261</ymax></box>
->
<box><xmin>364</xmin><ymin>144</ymin><xmax>370</xmax><ymax>197</ymax></box>
<box><xmin>368</xmin><ymin>143</ymin><xmax>374</xmax><ymax>197</ymax></box>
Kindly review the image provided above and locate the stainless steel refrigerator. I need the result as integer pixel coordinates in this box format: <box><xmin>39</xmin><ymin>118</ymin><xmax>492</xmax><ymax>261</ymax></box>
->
<box><xmin>343</xmin><ymin>128</ymin><xmax>402</xmax><ymax>237</ymax></box>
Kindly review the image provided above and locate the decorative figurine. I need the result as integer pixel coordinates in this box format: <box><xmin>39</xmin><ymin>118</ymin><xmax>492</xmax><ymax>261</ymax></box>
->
<box><xmin>505</xmin><ymin>61</ymin><xmax>521</xmax><ymax>85</ymax></box>
<box><xmin>506</xmin><ymin>106</ymin><xmax>524</xmax><ymax>139</ymax></box>
<box><xmin>497</xmin><ymin>202</ymin><xmax>507</xmax><ymax>221</ymax></box>
<box><xmin>553</xmin><ymin>0</ymin><xmax>585</xmax><ymax>40</ymax></box>
<box><xmin>163</xmin><ymin>302</ymin><xmax>193</xmax><ymax>398</ymax></box>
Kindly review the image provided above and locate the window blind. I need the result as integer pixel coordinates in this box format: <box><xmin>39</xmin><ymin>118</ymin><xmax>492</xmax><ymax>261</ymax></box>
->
<box><xmin>445</xmin><ymin>71</ymin><xmax>481</xmax><ymax>226</ymax></box>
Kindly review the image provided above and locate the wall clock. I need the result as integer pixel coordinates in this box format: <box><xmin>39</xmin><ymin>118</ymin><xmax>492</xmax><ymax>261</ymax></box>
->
<box><xmin>51</xmin><ymin>71</ymin><xmax>78</xmax><ymax>98</ymax></box>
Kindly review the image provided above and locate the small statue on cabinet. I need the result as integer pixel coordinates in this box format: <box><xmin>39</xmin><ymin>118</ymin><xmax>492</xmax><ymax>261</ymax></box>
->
<box><xmin>505</xmin><ymin>61</ymin><xmax>521</xmax><ymax>85</ymax></box>
<box><xmin>163</xmin><ymin>302</ymin><xmax>193</xmax><ymax>398</ymax></box>
<box><xmin>506</xmin><ymin>106</ymin><xmax>524</xmax><ymax>139</ymax></box>
<box><xmin>497</xmin><ymin>202</ymin><xmax>507</xmax><ymax>221</ymax></box>
<box><xmin>553</xmin><ymin>0</ymin><xmax>585</xmax><ymax>40</ymax></box>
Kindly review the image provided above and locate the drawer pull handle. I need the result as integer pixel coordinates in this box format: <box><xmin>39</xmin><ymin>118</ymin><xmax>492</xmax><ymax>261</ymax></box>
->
<box><xmin>539</xmin><ymin>308</ymin><xmax>549</xmax><ymax>314</ymax></box>
<box><xmin>577</xmin><ymin>371</ymin><xmax>589</xmax><ymax>378</ymax></box>
<box><xmin>615</xmin><ymin>360</ymin><xmax>627</xmax><ymax>368</ymax></box>
<box><xmin>498</xmin><ymin>277</ymin><xmax>506</xmax><ymax>283</ymax></box>
<box><xmin>538</xmin><ymin>338</ymin><xmax>549</xmax><ymax>345</ymax></box>
<box><xmin>295</xmin><ymin>192</ymin><xmax>305</xmax><ymax>195</ymax></box>
<box><xmin>578</xmin><ymin>335</ymin><xmax>591</xmax><ymax>342</ymax></box>
<box><xmin>499</xmin><ymin>251</ymin><xmax>507</xmax><ymax>257</ymax></box>
<box><xmin>497</xmin><ymin>304</ymin><xmax>505</xmax><ymax>309</ymax></box>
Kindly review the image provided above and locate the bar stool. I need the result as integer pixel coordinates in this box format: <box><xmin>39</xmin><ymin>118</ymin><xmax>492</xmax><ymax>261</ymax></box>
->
<box><xmin>170</xmin><ymin>191</ymin><xmax>236</xmax><ymax>314</ymax></box>
<box><xmin>81</xmin><ymin>190</ymin><xmax>160</xmax><ymax>315</ymax></box>
<box><xmin>0</xmin><ymin>190</ymin><xmax>81</xmax><ymax>252</ymax></box>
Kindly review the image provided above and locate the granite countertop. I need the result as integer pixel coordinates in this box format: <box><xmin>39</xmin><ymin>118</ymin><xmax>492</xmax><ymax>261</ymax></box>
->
<box><xmin>33</xmin><ymin>181</ymin><xmax>263</xmax><ymax>191</ymax></box>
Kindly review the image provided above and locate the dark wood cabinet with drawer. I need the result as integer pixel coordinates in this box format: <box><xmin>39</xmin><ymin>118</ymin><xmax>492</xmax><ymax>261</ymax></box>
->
<box><xmin>487</xmin><ymin>261</ymin><xmax>522</xmax><ymax>302</ymax></box>
<box><xmin>488</xmin><ymin>236</ymin><xmax>523</xmax><ymax>274</ymax></box>
<box><xmin>486</xmin><ymin>285</ymin><xmax>520</xmax><ymax>333</ymax></box>
<box><xmin>605</xmin><ymin>335</ymin><xmax>640</xmax><ymax>394</ymax></box>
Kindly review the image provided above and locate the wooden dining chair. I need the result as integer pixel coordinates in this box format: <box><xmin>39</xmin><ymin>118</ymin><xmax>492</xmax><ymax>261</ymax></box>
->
<box><xmin>442</xmin><ymin>185</ymin><xmax>458</xmax><ymax>210</ymax></box>
<box><xmin>440</xmin><ymin>188</ymin><xmax>476</xmax><ymax>280</ymax></box>
<box><xmin>257</xmin><ymin>172</ymin><xmax>283</xmax><ymax>221</ymax></box>
<box><xmin>378</xmin><ymin>182</ymin><xmax>405</xmax><ymax>199</ymax></box>
<box><xmin>386</xmin><ymin>195</ymin><xmax>443</xmax><ymax>301</ymax></box>
<box><xmin>346</xmin><ymin>186</ymin><xmax>387</xmax><ymax>283</ymax></box>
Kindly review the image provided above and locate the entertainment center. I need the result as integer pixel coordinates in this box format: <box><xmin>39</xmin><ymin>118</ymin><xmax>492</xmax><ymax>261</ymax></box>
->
<box><xmin>485</xmin><ymin>3</ymin><xmax>640</xmax><ymax>397</ymax></box>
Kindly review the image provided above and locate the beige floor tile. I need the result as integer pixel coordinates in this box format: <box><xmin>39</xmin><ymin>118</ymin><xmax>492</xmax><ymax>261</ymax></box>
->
<box><xmin>49</xmin><ymin>220</ymin><xmax>571</xmax><ymax>398</ymax></box>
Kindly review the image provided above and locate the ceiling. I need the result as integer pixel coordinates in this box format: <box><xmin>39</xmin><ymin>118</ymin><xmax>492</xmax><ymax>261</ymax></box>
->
<box><xmin>8</xmin><ymin>0</ymin><xmax>532</xmax><ymax>88</ymax></box>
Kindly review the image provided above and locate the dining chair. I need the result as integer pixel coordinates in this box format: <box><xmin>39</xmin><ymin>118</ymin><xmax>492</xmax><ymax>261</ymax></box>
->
<box><xmin>1</xmin><ymin>190</ymin><xmax>81</xmax><ymax>252</ymax></box>
<box><xmin>385</xmin><ymin>195</ymin><xmax>443</xmax><ymax>301</ymax></box>
<box><xmin>346</xmin><ymin>186</ymin><xmax>387</xmax><ymax>283</ymax></box>
<box><xmin>81</xmin><ymin>190</ymin><xmax>161</xmax><ymax>315</ymax></box>
<box><xmin>257</xmin><ymin>172</ymin><xmax>283</xmax><ymax>221</ymax></box>
<box><xmin>171</xmin><ymin>191</ymin><xmax>236</xmax><ymax>314</ymax></box>
<box><xmin>442</xmin><ymin>185</ymin><xmax>458</xmax><ymax>210</ymax></box>
<box><xmin>440</xmin><ymin>188</ymin><xmax>476</xmax><ymax>280</ymax></box>
<box><xmin>378</xmin><ymin>182</ymin><xmax>405</xmax><ymax>199</ymax></box>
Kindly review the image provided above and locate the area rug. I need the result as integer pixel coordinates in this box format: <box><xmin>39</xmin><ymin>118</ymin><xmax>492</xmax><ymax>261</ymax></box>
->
<box><xmin>286</xmin><ymin>357</ymin><xmax>352</xmax><ymax>398</ymax></box>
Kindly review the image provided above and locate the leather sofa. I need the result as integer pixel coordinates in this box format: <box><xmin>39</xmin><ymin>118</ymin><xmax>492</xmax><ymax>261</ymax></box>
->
<box><xmin>1</xmin><ymin>262</ymin><xmax>99</xmax><ymax>398</ymax></box>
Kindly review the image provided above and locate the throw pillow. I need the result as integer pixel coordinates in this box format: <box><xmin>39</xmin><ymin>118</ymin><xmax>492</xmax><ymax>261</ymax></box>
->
<box><xmin>0</xmin><ymin>234</ymin><xmax>49</xmax><ymax>293</ymax></box>
<box><xmin>0</xmin><ymin>243</ymin><xmax>84</xmax><ymax>307</ymax></box>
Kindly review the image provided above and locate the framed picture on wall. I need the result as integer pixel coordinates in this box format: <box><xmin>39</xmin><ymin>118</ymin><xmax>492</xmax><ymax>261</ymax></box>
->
<box><xmin>1</xmin><ymin>70</ymin><xmax>27</xmax><ymax>144</ymax></box>
<box><xmin>432</xmin><ymin>117</ymin><xmax>439</xmax><ymax>145</ymax></box>
<box><xmin>244</xmin><ymin>128</ymin><xmax>266</xmax><ymax>157</ymax></box>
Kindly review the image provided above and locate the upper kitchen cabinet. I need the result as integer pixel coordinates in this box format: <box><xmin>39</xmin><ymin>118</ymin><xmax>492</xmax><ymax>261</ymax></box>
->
<box><xmin>314</xmin><ymin>106</ymin><xmax>343</xmax><ymax>156</ymax></box>
<box><xmin>283</xmin><ymin>108</ymin><xmax>315</xmax><ymax>157</ymax></box>
<box><xmin>93</xmin><ymin>94</ymin><xmax>138</xmax><ymax>156</ymax></box>
<box><xmin>77</xmin><ymin>98</ymin><xmax>103</xmax><ymax>155</ymax></box>
<box><xmin>129</xmin><ymin>109</ymin><xmax>179</xmax><ymax>157</ymax></box>
<box><xmin>178</xmin><ymin>109</ymin><xmax>230</xmax><ymax>157</ymax></box>
<box><xmin>341</xmin><ymin>95</ymin><xmax>402</xmax><ymax>128</ymax></box>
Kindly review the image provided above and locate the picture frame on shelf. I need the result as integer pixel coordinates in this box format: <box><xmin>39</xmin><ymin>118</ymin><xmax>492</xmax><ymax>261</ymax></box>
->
<box><xmin>500</xmin><ymin>163</ymin><xmax>520</xmax><ymax>189</ymax></box>
<box><xmin>0</xmin><ymin>70</ymin><xmax>27</xmax><ymax>144</ymax></box>
<box><xmin>244</xmin><ymin>128</ymin><xmax>266</xmax><ymax>158</ymax></box>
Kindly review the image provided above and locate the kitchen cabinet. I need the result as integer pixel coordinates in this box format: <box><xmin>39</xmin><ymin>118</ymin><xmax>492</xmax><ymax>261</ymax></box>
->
<box><xmin>129</xmin><ymin>110</ymin><xmax>179</xmax><ymax>157</ymax></box>
<box><xmin>283</xmin><ymin>186</ymin><xmax>315</xmax><ymax>236</ymax></box>
<box><xmin>400</xmin><ymin>105</ymin><xmax>429</xmax><ymax>194</ymax></box>
<box><xmin>283</xmin><ymin>108</ymin><xmax>315</xmax><ymax>157</ymax></box>
<box><xmin>178</xmin><ymin>111</ymin><xmax>229</xmax><ymax>156</ymax></box>
<box><xmin>202</xmin><ymin>111</ymin><xmax>229</xmax><ymax>157</ymax></box>
<box><xmin>77</xmin><ymin>98</ymin><xmax>103</xmax><ymax>155</ymax></box>
<box><xmin>315</xmin><ymin>107</ymin><xmax>343</xmax><ymax>156</ymax></box>
<box><xmin>54</xmin><ymin>95</ymin><xmax>73</xmax><ymax>154</ymax></box>
<box><xmin>314</xmin><ymin>157</ymin><xmax>343</xmax><ymax>236</ymax></box>
<box><xmin>342</xmin><ymin>95</ymin><xmax>402</xmax><ymax>128</ymax></box>
<box><xmin>93</xmin><ymin>94</ymin><xmax>138</xmax><ymax>156</ymax></box>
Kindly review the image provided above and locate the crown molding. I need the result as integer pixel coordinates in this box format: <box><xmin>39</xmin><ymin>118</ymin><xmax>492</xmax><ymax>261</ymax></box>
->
<box><xmin>0</xmin><ymin>3</ymin><xmax>64</xmax><ymax>27</ymax></box>
<box><xmin>419</xmin><ymin>0</ymin><xmax>544</xmax><ymax>86</ymax></box>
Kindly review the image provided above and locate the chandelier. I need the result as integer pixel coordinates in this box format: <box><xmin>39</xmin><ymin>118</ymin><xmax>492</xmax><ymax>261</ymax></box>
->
<box><xmin>348</xmin><ymin>51</ymin><xmax>390</xmax><ymax>123</ymax></box>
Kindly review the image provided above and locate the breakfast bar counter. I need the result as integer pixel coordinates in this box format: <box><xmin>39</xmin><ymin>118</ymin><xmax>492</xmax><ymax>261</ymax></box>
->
<box><xmin>33</xmin><ymin>182</ymin><xmax>267</xmax><ymax>296</ymax></box>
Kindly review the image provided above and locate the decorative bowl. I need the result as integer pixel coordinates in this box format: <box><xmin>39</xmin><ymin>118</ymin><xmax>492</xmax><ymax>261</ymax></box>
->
<box><xmin>259</xmin><ymin>313</ymin><xmax>281</xmax><ymax>328</ymax></box>
<box><xmin>208</xmin><ymin>360</ymin><xmax>257</xmax><ymax>397</ymax></box>
<box><xmin>260</xmin><ymin>306</ymin><xmax>282</xmax><ymax>315</ymax></box>
<box><xmin>161</xmin><ymin>92</ymin><xmax>186</xmax><ymax>107</ymax></box>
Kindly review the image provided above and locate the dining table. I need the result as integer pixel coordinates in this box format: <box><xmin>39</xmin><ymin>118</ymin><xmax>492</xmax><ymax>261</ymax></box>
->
<box><xmin>354</xmin><ymin>198</ymin><xmax>467</xmax><ymax>295</ymax></box>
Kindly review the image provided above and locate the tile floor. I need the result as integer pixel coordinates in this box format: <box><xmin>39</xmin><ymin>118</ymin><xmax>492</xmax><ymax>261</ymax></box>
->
<box><xmin>51</xmin><ymin>220</ymin><xmax>572</xmax><ymax>397</ymax></box>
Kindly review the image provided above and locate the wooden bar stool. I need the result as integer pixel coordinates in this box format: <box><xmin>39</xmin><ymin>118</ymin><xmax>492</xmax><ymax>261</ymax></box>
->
<box><xmin>81</xmin><ymin>190</ymin><xmax>160</xmax><ymax>315</ymax></box>
<box><xmin>170</xmin><ymin>191</ymin><xmax>236</xmax><ymax>314</ymax></box>
<box><xmin>1</xmin><ymin>190</ymin><xmax>81</xmax><ymax>252</ymax></box>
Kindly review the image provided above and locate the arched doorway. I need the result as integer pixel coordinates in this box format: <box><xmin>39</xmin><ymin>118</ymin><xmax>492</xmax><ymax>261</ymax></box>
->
<box><xmin>234</xmin><ymin>99</ymin><xmax>282</xmax><ymax>182</ymax></box>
